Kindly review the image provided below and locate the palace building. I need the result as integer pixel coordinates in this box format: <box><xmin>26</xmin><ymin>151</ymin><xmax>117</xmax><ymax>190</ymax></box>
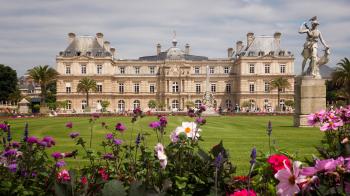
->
<box><xmin>56</xmin><ymin>32</ymin><xmax>294</xmax><ymax>113</ymax></box>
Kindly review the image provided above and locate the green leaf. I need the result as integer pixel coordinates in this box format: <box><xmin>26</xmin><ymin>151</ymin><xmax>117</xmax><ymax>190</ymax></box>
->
<box><xmin>101</xmin><ymin>180</ymin><xmax>127</xmax><ymax>196</ymax></box>
<box><xmin>175</xmin><ymin>176</ymin><xmax>187</xmax><ymax>190</ymax></box>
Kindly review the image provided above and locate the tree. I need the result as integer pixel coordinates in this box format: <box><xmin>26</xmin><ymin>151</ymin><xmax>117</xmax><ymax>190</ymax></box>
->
<box><xmin>148</xmin><ymin>100</ymin><xmax>157</xmax><ymax>109</ymax></box>
<box><xmin>27</xmin><ymin>65</ymin><xmax>58</xmax><ymax>106</ymax></box>
<box><xmin>0</xmin><ymin>64</ymin><xmax>18</xmax><ymax>102</ymax></box>
<box><xmin>332</xmin><ymin>57</ymin><xmax>350</xmax><ymax>104</ymax></box>
<box><xmin>77</xmin><ymin>77</ymin><xmax>97</xmax><ymax>108</ymax></box>
<box><xmin>157</xmin><ymin>101</ymin><xmax>166</xmax><ymax>111</ymax></box>
<box><xmin>284</xmin><ymin>100</ymin><xmax>295</xmax><ymax>108</ymax></box>
<box><xmin>270</xmin><ymin>77</ymin><xmax>291</xmax><ymax>111</ymax></box>
<box><xmin>185</xmin><ymin>100</ymin><xmax>194</xmax><ymax>109</ymax></box>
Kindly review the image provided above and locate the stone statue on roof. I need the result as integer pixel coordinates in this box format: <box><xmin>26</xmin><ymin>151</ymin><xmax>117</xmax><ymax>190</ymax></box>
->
<box><xmin>299</xmin><ymin>16</ymin><xmax>330</xmax><ymax>79</ymax></box>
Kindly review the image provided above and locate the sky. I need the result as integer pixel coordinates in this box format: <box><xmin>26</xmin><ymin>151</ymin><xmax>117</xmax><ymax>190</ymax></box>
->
<box><xmin>1</xmin><ymin>0</ymin><xmax>349</xmax><ymax>76</ymax></box>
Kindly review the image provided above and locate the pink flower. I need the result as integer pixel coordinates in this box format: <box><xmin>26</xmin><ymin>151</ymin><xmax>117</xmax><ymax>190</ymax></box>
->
<box><xmin>115</xmin><ymin>123</ymin><xmax>126</xmax><ymax>132</ymax></box>
<box><xmin>149</xmin><ymin>121</ymin><xmax>161</xmax><ymax>129</ymax></box>
<box><xmin>170</xmin><ymin>131</ymin><xmax>179</xmax><ymax>143</ymax></box>
<box><xmin>275</xmin><ymin>161</ymin><xmax>306</xmax><ymax>196</ymax></box>
<box><xmin>267</xmin><ymin>154</ymin><xmax>291</xmax><ymax>173</ymax></box>
<box><xmin>320</xmin><ymin>120</ymin><xmax>343</xmax><ymax>131</ymax></box>
<box><xmin>65</xmin><ymin>122</ymin><xmax>73</xmax><ymax>129</ymax></box>
<box><xmin>98</xmin><ymin>168</ymin><xmax>109</xmax><ymax>181</ymax></box>
<box><xmin>154</xmin><ymin>143</ymin><xmax>167</xmax><ymax>169</ymax></box>
<box><xmin>81</xmin><ymin>176</ymin><xmax>88</xmax><ymax>185</ymax></box>
<box><xmin>57</xmin><ymin>169</ymin><xmax>70</xmax><ymax>181</ymax></box>
<box><xmin>307</xmin><ymin>110</ymin><xmax>326</xmax><ymax>126</ymax></box>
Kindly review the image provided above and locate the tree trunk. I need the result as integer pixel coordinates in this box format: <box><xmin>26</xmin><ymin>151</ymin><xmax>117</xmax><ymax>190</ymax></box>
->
<box><xmin>277</xmin><ymin>89</ymin><xmax>281</xmax><ymax>112</ymax></box>
<box><xmin>41</xmin><ymin>84</ymin><xmax>47</xmax><ymax>106</ymax></box>
<box><xmin>86</xmin><ymin>91</ymin><xmax>89</xmax><ymax>107</ymax></box>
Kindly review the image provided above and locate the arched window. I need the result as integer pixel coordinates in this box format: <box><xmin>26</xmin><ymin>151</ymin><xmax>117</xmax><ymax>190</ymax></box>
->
<box><xmin>118</xmin><ymin>100</ymin><xmax>125</xmax><ymax>112</ymax></box>
<box><xmin>249</xmin><ymin>99</ymin><xmax>255</xmax><ymax>110</ymax></box>
<box><xmin>66</xmin><ymin>100</ymin><xmax>72</xmax><ymax>110</ymax></box>
<box><xmin>133</xmin><ymin>100</ymin><xmax>140</xmax><ymax>109</ymax></box>
<box><xmin>213</xmin><ymin>100</ymin><xmax>217</xmax><ymax>108</ymax></box>
<box><xmin>81</xmin><ymin>100</ymin><xmax>87</xmax><ymax>110</ymax></box>
<box><xmin>195</xmin><ymin>100</ymin><xmax>201</xmax><ymax>109</ymax></box>
<box><xmin>225</xmin><ymin>100</ymin><xmax>232</xmax><ymax>109</ymax></box>
<box><xmin>172</xmin><ymin>100</ymin><xmax>179</xmax><ymax>109</ymax></box>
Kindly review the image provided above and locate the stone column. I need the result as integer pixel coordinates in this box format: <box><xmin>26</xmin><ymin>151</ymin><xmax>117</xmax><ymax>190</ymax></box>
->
<box><xmin>294</xmin><ymin>76</ymin><xmax>326</xmax><ymax>127</ymax></box>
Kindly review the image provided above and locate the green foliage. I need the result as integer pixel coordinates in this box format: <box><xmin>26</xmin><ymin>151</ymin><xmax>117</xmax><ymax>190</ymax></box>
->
<box><xmin>101</xmin><ymin>180</ymin><xmax>126</xmax><ymax>196</ymax></box>
<box><xmin>185</xmin><ymin>100</ymin><xmax>195</xmax><ymax>108</ymax></box>
<box><xmin>147</xmin><ymin>100</ymin><xmax>157</xmax><ymax>109</ymax></box>
<box><xmin>0</xmin><ymin>64</ymin><xmax>18</xmax><ymax>101</ymax></box>
<box><xmin>270</xmin><ymin>77</ymin><xmax>291</xmax><ymax>111</ymax></box>
<box><xmin>77</xmin><ymin>77</ymin><xmax>97</xmax><ymax>107</ymax></box>
<box><xmin>156</xmin><ymin>101</ymin><xmax>166</xmax><ymax>111</ymax></box>
<box><xmin>27</xmin><ymin>65</ymin><xmax>58</xmax><ymax>105</ymax></box>
<box><xmin>241</xmin><ymin>101</ymin><xmax>250</xmax><ymax>108</ymax></box>
<box><xmin>332</xmin><ymin>57</ymin><xmax>350</xmax><ymax>104</ymax></box>
<box><xmin>284</xmin><ymin>100</ymin><xmax>294</xmax><ymax>108</ymax></box>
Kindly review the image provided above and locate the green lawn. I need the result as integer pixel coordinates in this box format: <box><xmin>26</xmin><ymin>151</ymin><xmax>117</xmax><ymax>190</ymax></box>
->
<box><xmin>4</xmin><ymin>115</ymin><xmax>322</xmax><ymax>174</ymax></box>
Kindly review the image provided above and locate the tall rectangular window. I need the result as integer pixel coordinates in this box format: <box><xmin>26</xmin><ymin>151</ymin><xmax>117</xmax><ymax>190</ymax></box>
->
<box><xmin>249</xmin><ymin>83</ymin><xmax>255</xmax><ymax>93</ymax></box>
<box><xmin>194</xmin><ymin>67</ymin><xmax>200</xmax><ymax>74</ymax></box>
<box><xmin>97</xmin><ymin>65</ymin><xmax>102</xmax><ymax>74</ymax></box>
<box><xmin>264</xmin><ymin>82</ymin><xmax>270</xmax><ymax>92</ymax></box>
<box><xmin>224</xmin><ymin>67</ymin><xmax>229</xmax><ymax>74</ymax></box>
<box><xmin>249</xmin><ymin>64</ymin><xmax>255</xmax><ymax>74</ymax></box>
<box><xmin>264</xmin><ymin>64</ymin><xmax>270</xmax><ymax>74</ymax></box>
<box><xmin>172</xmin><ymin>82</ymin><xmax>179</xmax><ymax>93</ymax></box>
<box><xmin>209</xmin><ymin>67</ymin><xmax>214</xmax><ymax>74</ymax></box>
<box><xmin>149</xmin><ymin>84</ymin><xmax>155</xmax><ymax>93</ymax></box>
<box><xmin>119</xmin><ymin>67</ymin><xmax>125</xmax><ymax>74</ymax></box>
<box><xmin>149</xmin><ymin>66</ymin><xmax>155</xmax><ymax>74</ymax></box>
<box><xmin>81</xmin><ymin>65</ymin><xmax>87</xmax><ymax>74</ymax></box>
<box><xmin>211</xmin><ymin>83</ymin><xmax>216</xmax><ymax>93</ymax></box>
<box><xmin>97</xmin><ymin>84</ymin><xmax>102</xmax><ymax>93</ymax></box>
<box><xmin>226</xmin><ymin>83</ymin><xmax>231</xmax><ymax>93</ymax></box>
<box><xmin>196</xmin><ymin>83</ymin><xmax>201</xmax><ymax>94</ymax></box>
<box><xmin>135</xmin><ymin>67</ymin><xmax>140</xmax><ymax>74</ymax></box>
<box><xmin>119</xmin><ymin>83</ymin><xmax>124</xmax><ymax>93</ymax></box>
<box><xmin>280</xmin><ymin>64</ymin><xmax>286</xmax><ymax>73</ymax></box>
<box><xmin>66</xmin><ymin>83</ymin><xmax>71</xmax><ymax>93</ymax></box>
<box><xmin>134</xmin><ymin>83</ymin><xmax>140</xmax><ymax>93</ymax></box>
<box><xmin>65</xmin><ymin>65</ymin><xmax>71</xmax><ymax>74</ymax></box>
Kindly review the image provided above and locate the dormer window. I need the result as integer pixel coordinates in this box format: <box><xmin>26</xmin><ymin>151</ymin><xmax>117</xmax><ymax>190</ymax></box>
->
<box><xmin>248</xmin><ymin>51</ymin><xmax>255</xmax><ymax>56</ymax></box>
<box><xmin>279</xmin><ymin>51</ymin><xmax>285</xmax><ymax>56</ymax></box>
<box><xmin>76</xmin><ymin>51</ymin><xmax>81</xmax><ymax>56</ymax></box>
<box><xmin>96</xmin><ymin>51</ymin><xmax>102</xmax><ymax>56</ymax></box>
<box><xmin>86</xmin><ymin>51</ymin><xmax>91</xmax><ymax>56</ymax></box>
<box><xmin>258</xmin><ymin>51</ymin><xmax>265</xmax><ymax>56</ymax></box>
<box><xmin>269</xmin><ymin>51</ymin><xmax>274</xmax><ymax>56</ymax></box>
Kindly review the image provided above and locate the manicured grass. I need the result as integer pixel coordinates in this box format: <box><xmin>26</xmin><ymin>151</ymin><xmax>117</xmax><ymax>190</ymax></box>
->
<box><xmin>4</xmin><ymin>115</ymin><xmax>322</xmax><ymax>174</ymax></box>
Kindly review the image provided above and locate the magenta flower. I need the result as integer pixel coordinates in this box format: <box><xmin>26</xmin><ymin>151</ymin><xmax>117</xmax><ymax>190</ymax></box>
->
<box><xmin>52</xmin><ymin>152</ymin><xmax>64</xmax><ymax>159</ymax></box>
<box><xmin>105</xmin><ymin>133</ymin><xmax>113</xmax><ymax>140</ymax></box>
<box><xmin>149</xmin><ymin>121</ymin><xmax>161</xmax><ymax>129</ymax></box>
<box><xmin>159</xmin><ymin>116</ymin><xmax>167</xmax><ymax>127</ymax></box>
<box><xmin>43</xmin><ymin>136</ymin><xmax>55</xmax><ymax>147</ymax></box>
<box><xmin>69</xmin><ymin>132</ymin><xmax>80</xmax><ymax>139</ymax></box>
<box><xmin>103</xmin><ymin>153</ymin><xmax>114</xmax><ymax>160</ymax></box>
<box><xmin>301</xmin><ymin>158</ymin><xmax>341</xmax><ymax>176</ymax></box>
<box><xmin>65</xmin><ymin>122</ymin><xmax>73</xmax><ymax>129</ymax></box>
<box><xmin>57</xmin><ymin>169</ymin><xmax>70</xmax><ymax>181</ymax></box>
<box><xmin>113</xmin><ymin>138</ymin><xmax>123</xmax><ymax>145</ymax></box>
<box><xmin>275</xmin><ymin>161</ymin><xmax>307</xmax><ymax>195</ymax></box>
<box><xmin>0</xmin><ymin>124</ymin><xmax>7</xmax><ymax>131</ymax></box>
<box><xmin>195</xmin><ymin>117</ymin><xmax>206</xmax><ymax>125</ymax></box>
<box><xmin>11</xmin><ymin>141</ymin><xmax>20</xmax><ymax>148</ymax></box>
<box><xmin>56</xmin><ymin>160</ymin><xmax>66</xmax><ymax>168</ymax></box>
<box><xmin>26</xmin><ymin>136</ymin><xmax>38</xmax><ymax>144</ymax></box>
<box><xmin>8</xmin><ymin>163</ymin><xmax>17</xmax><ymax>173</ymax></box>
<box><xmin>307</xmin><ymin>110</ymin><xmax>326</xmax><ymax>126</ymax></box>
<box><xmin>38</xmin><ymin>141</ymin><xmax>48</xmax><ymax>147</ymax></box>
<box><xmin>3</xmin><ymin>149</ymin><xmax>17</xmax><ymax>157</ymax></box>
<box><xmin>115</xmin><ymin>123</ymin><xmax>126</xmax><ymax>132</ymax></box>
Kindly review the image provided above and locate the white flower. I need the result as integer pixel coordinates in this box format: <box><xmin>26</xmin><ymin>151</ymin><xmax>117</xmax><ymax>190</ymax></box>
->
<box><xmin>174</xmin><ymin>122</ymin><xmax>201</xmax><ymax>139</ymax></box>
<box><xmin>154</xmin><ymin>143</ymin><xmax>167</xmax><ymax>169</ymax></box>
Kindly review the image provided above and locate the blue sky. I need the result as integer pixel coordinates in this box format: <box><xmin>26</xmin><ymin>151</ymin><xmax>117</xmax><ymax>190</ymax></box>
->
<box><xmin>1</xmin><ymin>0</ymin><xmax>349</xmax><ymax>76</ymax></box>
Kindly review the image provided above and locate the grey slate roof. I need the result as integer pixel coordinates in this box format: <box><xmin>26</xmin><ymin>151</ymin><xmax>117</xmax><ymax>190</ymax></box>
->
<box><xmin>239</xmin><ymin>35</ymin><xmax>292</xmax><ymax>57</ymax></box>
<box><xmin>61</xmin><ymin>36</ymin><xmax>111</xmax><ymax>57</ymax></box>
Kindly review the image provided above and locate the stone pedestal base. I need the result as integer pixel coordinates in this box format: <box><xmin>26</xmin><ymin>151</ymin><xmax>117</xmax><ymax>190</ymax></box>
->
<box><xmin>202</xmin><ymin>106</ymin><xmax>219</xmax><ymax>116</ymax></box>
<box><xmin>294</xmin><ymin>76</ymin><xmax>326</xmax><ymax>127</ymax></box>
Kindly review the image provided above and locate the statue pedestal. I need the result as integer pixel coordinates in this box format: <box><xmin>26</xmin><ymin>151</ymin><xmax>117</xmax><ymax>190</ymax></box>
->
<box><xmin>294</xmin><ymin>76</ymin><xmax>326</xmax><ymax>127</ymax></box>
<box><xmin>202</xmin><ymin>106</ymin><xmax>219</xmax><ymax>116</ymax></box>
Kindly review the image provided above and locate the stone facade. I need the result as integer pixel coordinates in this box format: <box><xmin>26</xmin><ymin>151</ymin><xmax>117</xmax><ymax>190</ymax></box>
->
<box><xmin>56</xmin><ymin>32</ymin><xmax>294</xmax><ymax>113</ymax></box>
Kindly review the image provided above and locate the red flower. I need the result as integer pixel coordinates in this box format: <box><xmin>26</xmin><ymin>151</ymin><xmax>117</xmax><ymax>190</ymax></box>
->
<box><xmin>98</xmin><ymin>168</ymin><xmax>109</xmax><ymax>181</ymax></box>
<box><xmin>233</xmin><ymin>175</ymin><xmax>248</xmax><ymax>182</ymax></box>
<box><xmin>81</xmin><ymin>176</ymin><xmax>88</xmax><ymax>185</ymax></box>
<box><xmin>267</xmin><ymin>154</ymin><xmax>291</xmax><ymax>173</ymax></box>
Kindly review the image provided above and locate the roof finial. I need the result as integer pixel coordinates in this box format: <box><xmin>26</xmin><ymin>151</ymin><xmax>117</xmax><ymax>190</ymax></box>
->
<box><xmin>172</xmin><ymin>30</ymin><xmax>177</xmax><ymax>47</ymax></box>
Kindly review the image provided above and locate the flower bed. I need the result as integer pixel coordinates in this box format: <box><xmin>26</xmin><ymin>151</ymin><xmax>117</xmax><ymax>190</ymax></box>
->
<box><xmin>0</xmin><ymin>106</ymin><xmax>349</xmax><ymax>195</ymax></box>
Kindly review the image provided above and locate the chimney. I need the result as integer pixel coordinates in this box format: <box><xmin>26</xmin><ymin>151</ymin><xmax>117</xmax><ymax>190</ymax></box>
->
<box><xmin>274</xmin><ymin>32</ymin><xmax>282</xmax><ymax>47</ymax></box>
<box><xmin>227</xmin><ymin>48</ymin><xmax>234</xmax><ymax>58</ymax></box>
<box><xmin>185</xmin><ymin>43</ymin><xmax>190</xmax><ymax>55</ymax></box>
<box><xmin>68</xmin><ymin>32</ymin><xmax>76</xmax><ymax>44</ymax></box>
<box><xmin>104</xmin><ymin>41</ymin><xmax>110</xmax><ymax>51</ymax></box>
<box><xmin>96</xmin><ymin>32</ymin><xmax>104</xmax><ymax>46</ymax></box>
<box><xmin>236</xmin><ymin>41</ymin><xmax>243</xmax><ymax>53</ymax></box>
<box><xmin>156</xmin><ymin>43</ymin><xmax>161</xmax><ymax>55</ymax></box>
<box><xmin>246</xmin><ymin>32</ymin><xmax>254</xmax><ymax>47</ymax></box>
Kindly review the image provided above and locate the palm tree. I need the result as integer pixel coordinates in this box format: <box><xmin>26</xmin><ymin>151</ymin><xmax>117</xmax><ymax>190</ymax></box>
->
<box><xmin>27</xmin><ymin>65</ymin><xmax>58</xmax><ymax>105</ymax></box>
<box><xmin>332</xmin><ymin>57</ymin><xmax>350</xmax><ymax>104</ymax></box>
<box><xmin>77</xmin><ymin>77</ymin><xmax>97</xmax><ymax>108</ymax></box>
<box><xmin>270</xmin><ymin>77</ymin><xmax>291</xmax><ymax>111</ymax></box>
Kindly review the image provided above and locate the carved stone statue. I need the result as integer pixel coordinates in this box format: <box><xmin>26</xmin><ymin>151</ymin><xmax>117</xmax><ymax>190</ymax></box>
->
<box><xmin>299</xmin><ymin>16</ymin><xmax>330</xmax><ymax>78</ymax></box>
